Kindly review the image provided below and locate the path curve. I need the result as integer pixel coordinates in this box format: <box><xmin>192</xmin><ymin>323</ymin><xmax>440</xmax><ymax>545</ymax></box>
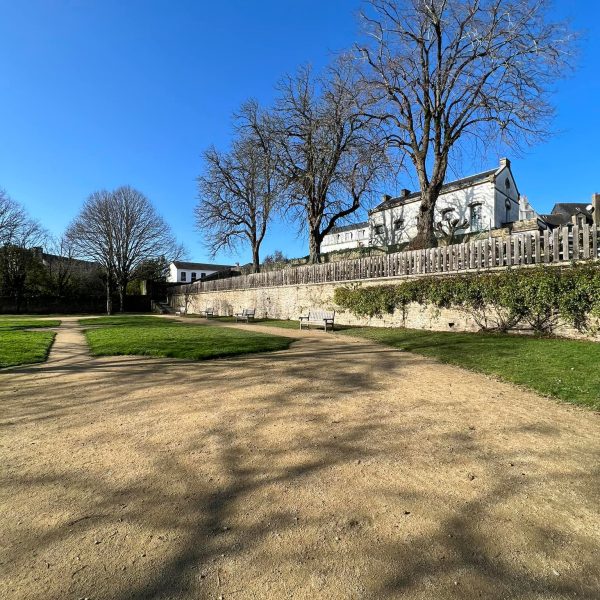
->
<box><xmin>1</xmin><ymin>315</ymin><xmax>598</xmax><ymax>600</ymax></box>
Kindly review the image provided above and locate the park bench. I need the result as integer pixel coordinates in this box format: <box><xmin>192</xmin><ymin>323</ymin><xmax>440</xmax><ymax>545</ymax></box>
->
<box><xmin>299</xmin><ymin>309</ymin><xmax>335</xmax><ymax>332</ymax></box>
<box><xmin>200</xmin><ymin>307</ymin><xmax>214</xmax><ymax>318</ymax></box>
<box><xmin>235</xmin><ymin>308</ymin><xmax>256</xmax><ymax>323</ymax></box>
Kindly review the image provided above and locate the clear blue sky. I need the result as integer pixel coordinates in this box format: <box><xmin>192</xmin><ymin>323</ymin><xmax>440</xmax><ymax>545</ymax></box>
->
<box><xmin>1</xmin><ymin>0</ymin><xmax>598</xmax><ymax>264</ymax></box>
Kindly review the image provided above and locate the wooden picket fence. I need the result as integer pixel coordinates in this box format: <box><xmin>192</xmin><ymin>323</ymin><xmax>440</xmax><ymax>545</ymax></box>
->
<box><xmin>183</xmin><ymin>224</ymin><xmax>599</xmax><ymax>293</ymax></box>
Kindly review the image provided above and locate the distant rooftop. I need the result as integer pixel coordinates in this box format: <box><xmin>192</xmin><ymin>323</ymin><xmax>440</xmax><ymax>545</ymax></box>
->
<box><xmin>328</xmin><ymin>221</ymin><xmax>369</xmax><ymax>235</ymax></box>
<box><xmin>171</xmin><ymin>260</ymin><xmax>233</xmax><ymax>271</ymax></box>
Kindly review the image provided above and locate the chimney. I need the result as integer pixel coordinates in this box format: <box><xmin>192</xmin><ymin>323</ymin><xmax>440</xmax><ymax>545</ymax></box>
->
<box><xmin>499</xmin><ymin>157</ymin><xmax>510</xmax><ymax>169</ymax></box>
<box><xmin>400</xmin><ymin>188</ymin><xmax>411</xmax><ymax>198</ymax></box>
<box><xmin>592</xmin><ymin>193</ymin><xmax>600</xmax><ymax>226</ymax></box>
<box><xmin>381</xmin><ymin>193</ymin><xmax>392</xmax><ymax>203</ymax></box>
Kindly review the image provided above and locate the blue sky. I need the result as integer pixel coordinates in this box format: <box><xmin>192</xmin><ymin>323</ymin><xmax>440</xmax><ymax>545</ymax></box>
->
<box><xmin>0</xmin><ymin>1</ymin><xmax>598</xmax><ymax>264</ymax></box>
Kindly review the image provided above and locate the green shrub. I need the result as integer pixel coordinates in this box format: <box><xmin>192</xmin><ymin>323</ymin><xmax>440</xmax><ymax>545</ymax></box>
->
<box><xmin>333</xmin><ymin>262</ymin><xmax>600</xmax><ymax>335</ymax></box>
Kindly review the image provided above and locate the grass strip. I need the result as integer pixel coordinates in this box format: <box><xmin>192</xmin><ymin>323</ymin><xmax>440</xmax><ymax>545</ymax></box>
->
<box><xmin>338</xmin><ymin>327</ymin><xmax>600</xmax><ymax>410</ymax></box>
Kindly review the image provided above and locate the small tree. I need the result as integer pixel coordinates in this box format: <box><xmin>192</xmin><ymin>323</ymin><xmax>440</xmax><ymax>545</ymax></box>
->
<box><xmin>359</xmin><ymin>0</ymin><xmax>577</xmax><ymax>249</ymax></box>
<box><xmin>273</xmin><ymin>61</ymin><xmax>389</xmax><ymax>263</ymax></box>
<box><xmin>196</xmin><ymin>102</ymin><xmax>282</xmax><ymax>273</ymax></box>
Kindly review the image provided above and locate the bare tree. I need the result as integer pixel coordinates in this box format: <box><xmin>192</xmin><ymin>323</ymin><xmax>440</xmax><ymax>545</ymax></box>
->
<box><xmin>66</xmin><ymin>190</ymin><xmax>116</xmax><ymax>314</ymax></box>
<box><xmin>67</xmin><ymin>187</ymin><xmax>180</xmax><ymax>314</ymax></box>
<box><xmin>273</xmin><ymin>61</ymin><xmax>389</xmax><ymax>263</ymax></box>
<box><xmin>359</xmin><ymin>0</ymin><xmax>577</xmax><ymax>249</ymax></box>
<box><xmin>111</xmin><ymin>186</ymin><xmax>180</xmax><ymax>312</ymax></box>
<box><xmin>0</xmin><ymin>189</ymin><xmax>27</xmax><ymax>245</ymax></box>
<box><xmin>196</xmin><ymin>101</ymin><xmax>282</xmax><ymax>273</ymax></box>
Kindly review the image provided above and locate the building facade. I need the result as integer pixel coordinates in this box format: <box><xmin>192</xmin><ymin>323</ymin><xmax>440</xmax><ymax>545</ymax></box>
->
<box><xmin>167</xmin><ymin>261</ymin><xmax>233</xmax><ymax>283</ymax></box>
<box><xmin>321</xmin><ymin>158</ymin><xmax>520</xmax><ymax>253</ymax></box>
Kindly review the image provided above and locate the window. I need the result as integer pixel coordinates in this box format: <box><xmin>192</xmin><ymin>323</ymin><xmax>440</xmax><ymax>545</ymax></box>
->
<box><xmin>470</xmin><ymin>204</ymin><xmax>483</xmax><ymax>231</ymax></box>
<box><xmin>394</xmin><ymin>218</ymin><xmax>404</xmax><ymax>231</ymax></box>
<box><xmin>374</xmin><ymin>224</ymin><xmax>384</xmax><ymax>235</ymax></box>
<box><xmin>191</xmin><ymin>272</ymin><xmax>197</xmax><ymax>281</ymax></box>
<box><xmin>200</xmin><ymin>272</ymin><xmax>206</xmax><ymax>278</ymax></box>
<box><xmin>505</xmin><ymin>177</ymin><xmax>511</xmax><ymax>190</ymax></box>
<box><xmin>180</xmin><ymin>272</ymin><xmax>187</xmax><ymax>282</ymax></box>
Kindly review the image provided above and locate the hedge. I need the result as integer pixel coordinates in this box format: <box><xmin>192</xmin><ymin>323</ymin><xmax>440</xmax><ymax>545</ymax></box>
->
<box><xmin>333</xmin><ymin>262</ymin><xmax>600</xmax><ymax>334</ymax></box>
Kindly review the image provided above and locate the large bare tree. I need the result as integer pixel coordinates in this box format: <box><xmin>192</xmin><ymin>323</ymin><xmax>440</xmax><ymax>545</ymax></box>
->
<box><xmin>359</xmin><ymin>0</ymin><xmax>577</xmax><ymax>249</ymax></box>
<box><xmin>66</xmin><ymin>190</ymin><xmax>116</xmax><ymax>314</ymax></box>
<box><xmin>196</xmin><ymin>102</ymin><xmax>282</xmax><ymax>273</ymax></box>
<box><xmin>273</xmin><ymin>61</ymin><xmax>389</xmax><ymax>264</ymax></box>
<box><xmin>67</xmin><ymin>187</ymin><xmax>180</xmax><ymax>313</ymax></box>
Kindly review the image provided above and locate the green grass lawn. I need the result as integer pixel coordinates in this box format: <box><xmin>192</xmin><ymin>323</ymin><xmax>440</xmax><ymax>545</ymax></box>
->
<box><xmin>81</xmin><ymin>315</ymin><xmax>294</xmax><ymax>360</ymax></box>
<box><xmin>79</xmin><ymin>315</ymin><xmax>170</xmax><ymax>328</ymax></box>
<box><xmin>206</xmin><ymin>316</ymin><xmax>300</xmax><ymax>329</ymax></box>
<box><xmin>0</xmin><ymin>317</ymin><xmax>59</xmax><ymax>367</ymax></box>
<box><xmin>338</xmin><ymin>327</ymin><xmax>600</xmax><ymax>410</ymax></box>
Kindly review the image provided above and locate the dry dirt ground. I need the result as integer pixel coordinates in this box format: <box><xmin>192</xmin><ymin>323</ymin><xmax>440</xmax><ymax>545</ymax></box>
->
<box><xmin>1</xmin><ymin>316</ymin><xmax>599</xmax><ymax>600</ymax></box>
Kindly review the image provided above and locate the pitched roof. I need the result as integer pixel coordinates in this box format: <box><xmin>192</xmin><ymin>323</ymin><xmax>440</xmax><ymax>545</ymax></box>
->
<box><xmin>327</xmin><ymin>221</ymin><xmax>369</xmax><ymax>235</ymax></box>
<box><xmin>371</xmin><ymin>168</ymin><xmax>498</xmax><ymax>214</ymax></box>
<box><xmin>551</xmin><ymin>203</ymin><xmax>591</xmax><ymax>217</ymax></box>
<box><xmin>171</xmin><ymin>261</ymin><xmax>233</xmax><ymax>271</ymax></box>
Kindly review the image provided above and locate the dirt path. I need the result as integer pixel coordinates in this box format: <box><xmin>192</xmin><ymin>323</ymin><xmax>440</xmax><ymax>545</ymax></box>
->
<box><xmin>1</xmin><ymin>318</ymin><xmax>598</xmax><ymax>600</ymax></box>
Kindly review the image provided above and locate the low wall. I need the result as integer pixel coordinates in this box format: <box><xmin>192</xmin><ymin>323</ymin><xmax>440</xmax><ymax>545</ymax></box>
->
<box><xmin>170</xmin><ymin>278</ymin><xmax>596</xmax><ymax>340</ymax></box>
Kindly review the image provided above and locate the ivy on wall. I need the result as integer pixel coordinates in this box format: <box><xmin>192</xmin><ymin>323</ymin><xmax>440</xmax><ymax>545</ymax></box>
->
<box><xmin>333</xmin><ymin>262</ymin><xmax>600</xmax><ymax>335</ymax></box>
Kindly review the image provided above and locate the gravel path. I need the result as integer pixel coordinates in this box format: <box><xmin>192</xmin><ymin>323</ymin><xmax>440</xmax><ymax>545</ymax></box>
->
<box><xmin>1</xmin><ymin>316</ymin><xmax>598</xmax><ymax>599</ymax></box>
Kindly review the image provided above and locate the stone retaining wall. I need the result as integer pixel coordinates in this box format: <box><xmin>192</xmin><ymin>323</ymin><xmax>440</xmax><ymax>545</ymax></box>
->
<box><xmin>169</xmin><ymin>278</ymin><xmax>597</xmax><ymax>340</ymax></box>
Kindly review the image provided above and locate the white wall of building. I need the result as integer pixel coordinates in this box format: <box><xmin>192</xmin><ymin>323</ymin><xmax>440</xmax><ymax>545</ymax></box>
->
<box><xmin>370</xmin><ymin>180</ymin><xmax>498</xmax><ymax>247</ymax></box>
<box><xmin>321</xmin><ymin>225</ymin><xmax>371</xmax><ymax>253</ymax></box>
<box><xmin>167</xmin><ymin>264</ymin><xmax>223</xmax><ymax>283</ymax></box>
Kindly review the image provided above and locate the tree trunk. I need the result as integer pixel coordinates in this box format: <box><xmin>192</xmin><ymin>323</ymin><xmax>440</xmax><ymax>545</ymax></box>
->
<box><xmin>409</xmin><ymin>189</ymin><xmax>439</xmax><ymax>250</ymax></box>
<box><xmin>106</xmin><ymin>279</ymin><xmax>113</xmax><ymax>315</ymax></box>
<box><xmin>118</xmin><ymin>284</ymin><xmax>125</xmax><ymax>313</ymax></box>
<box><xmin>252</xmin><ymin>246</ymin><xmax>260</xmax><ymax>274</ymax></box>
<box><xmin>308</xmin><ymin>229</ymin><xmax>321</xmax><ymax>264</ymax></box>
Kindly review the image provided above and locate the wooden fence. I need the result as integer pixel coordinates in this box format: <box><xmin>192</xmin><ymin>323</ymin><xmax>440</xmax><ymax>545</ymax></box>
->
<box><xmin>182</xmin><ymin>225</ymin><xmax>599</xmax><ymax>293</ymax></box>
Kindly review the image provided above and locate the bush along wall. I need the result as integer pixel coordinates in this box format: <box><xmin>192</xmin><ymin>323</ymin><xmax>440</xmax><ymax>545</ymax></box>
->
<box><xmin>333</xmin><ymin>262</ymin><xmax>600</xmax><ymax>336</ymax></box>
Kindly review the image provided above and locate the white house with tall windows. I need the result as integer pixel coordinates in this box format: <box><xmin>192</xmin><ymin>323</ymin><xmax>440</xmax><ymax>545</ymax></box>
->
<box><xmin>167</xmin><ymin>261</ymin><xmax>233</xmax><ymax>283</ymax></box>
<box><xmin>321</xmin><ymin>158</ymin><xmax>521</xmax><ymax>252</ymax></box>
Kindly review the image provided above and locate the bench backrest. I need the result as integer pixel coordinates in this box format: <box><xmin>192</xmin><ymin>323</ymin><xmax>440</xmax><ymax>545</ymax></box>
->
<box><xmin>308</xmin><ymin>309</ymin><xmax>335</xmax><ymax>321</ymax></box>
<box><xmin>242</xmin><ymin>308</ymin><xmax>255</xmax><ymax>316</ymax></box>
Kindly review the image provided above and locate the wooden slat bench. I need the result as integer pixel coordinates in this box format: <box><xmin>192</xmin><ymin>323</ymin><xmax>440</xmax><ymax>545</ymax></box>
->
<box><xmin>200</xmin><ymin>307</ymin><xmax>214</xmax><ymax>318</ymax></box>
<box><xmin>234</xmin><ymin>308</ymin><xmax>256</xmax><ymax>323</ymax></box>
<box><xmin>299</xmin><ymin>309</ymin><xmax>335</xmax><ymax>332</ymax></box>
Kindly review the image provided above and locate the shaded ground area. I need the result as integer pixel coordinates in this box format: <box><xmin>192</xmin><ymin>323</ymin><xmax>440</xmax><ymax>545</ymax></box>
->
<box><xmin>1</xmin><ymin>317</ymin><xmax>599</xmax><ymax>599</ymax></box>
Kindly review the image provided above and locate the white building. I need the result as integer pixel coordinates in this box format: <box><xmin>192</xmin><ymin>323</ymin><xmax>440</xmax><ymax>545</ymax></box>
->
<box><xmin>167</xmin><ymin>261</ymin><xmax>233</xmax><ymax>283</ymax></box>
<box><xmin>321</xmin><ymin>158</ymin><xmax>520</xmax><ymax>252</ymax></box>
<box><xmin>320</xmin><ymin>222</ymin><xmax>371</xmax><ymax>253</ymax></box>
